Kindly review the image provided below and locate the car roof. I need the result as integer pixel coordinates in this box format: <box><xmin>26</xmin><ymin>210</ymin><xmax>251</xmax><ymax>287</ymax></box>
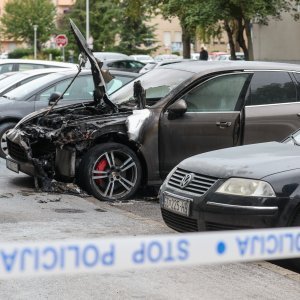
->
<box><xmin>93</xmin><ymin>52</ymin><xmax>130</xmax><ymax>60</ymax></box>
<box><xmin>103</xmin><ymin>58</ymin><xmax>144</xmax><ymax>63</ymax></box>
<box><xmin>16</xmin><ymin>67</ymin><xmax>72</xmax><ymax>75</ymax></box>
<box><xmin>0</xmin><ymin>58</ymin><xmax>77</xmax><ymax>68</ymax></box>
<box><xmin>158</xmin><ymin>60</ymin><xmax>300</xmax><ymax>73</ymax></box>
<box><xmin>130</xmin><ymin>54</ymin><xmax>152</xmax><ymax>58</ymax></box>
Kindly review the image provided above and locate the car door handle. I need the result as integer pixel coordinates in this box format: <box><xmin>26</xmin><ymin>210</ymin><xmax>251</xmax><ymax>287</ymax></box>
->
<box><xmin>297</xmin><ymin>113</ymin><xmax>300</xmax><ymax>117</ymax></box>
<box><xmin>216</xmin><ymin>121</ymin><xmax>232</xmax><ymax>128</ymax></box>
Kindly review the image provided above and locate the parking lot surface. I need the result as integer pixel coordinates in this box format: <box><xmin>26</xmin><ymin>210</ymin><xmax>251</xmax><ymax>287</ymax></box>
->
<box><xmin>1</xmin><ymin>160</ymin><xmax>300</xmax><ymax>299</ymax></box>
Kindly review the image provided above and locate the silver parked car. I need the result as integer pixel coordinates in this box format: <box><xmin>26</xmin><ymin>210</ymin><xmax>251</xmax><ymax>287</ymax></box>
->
<box><xmin>0</xmin><ymin>59</ymin><xmax>76</xmax><ymax>74</ymax></box>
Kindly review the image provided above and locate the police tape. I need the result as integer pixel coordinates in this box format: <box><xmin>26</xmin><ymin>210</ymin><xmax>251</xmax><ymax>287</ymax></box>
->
<box><xmin>1</xmin><ymin>226</ymin><xmax>300</xmax><ymax>279</ymax></box>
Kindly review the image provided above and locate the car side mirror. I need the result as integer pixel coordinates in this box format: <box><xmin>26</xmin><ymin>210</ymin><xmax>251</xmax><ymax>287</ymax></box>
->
<box><xmin>48</xmin><ymin>92</ymin><xmax>62</xmax><ymax>106</ymax></box>
<box><xmin>167</xmin><ymin>99</ymin><xmax>187</xmax><ymax>120</ymax></box>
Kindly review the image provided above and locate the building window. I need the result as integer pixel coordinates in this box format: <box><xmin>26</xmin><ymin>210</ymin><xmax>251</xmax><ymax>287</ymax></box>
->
<box><xmin>163</xmin><ymin>32</ymin><xmax>171</xmax><ymax>47</ymax></box>
<box><xmin>174</xmin><ymin>31</ymin><xmax>182</xmax><ymax>43</ymax></box>
<box><xmin>171</xmin><ymin>42</ymin><xmax>182</xmax><ymax>52</ymax></box>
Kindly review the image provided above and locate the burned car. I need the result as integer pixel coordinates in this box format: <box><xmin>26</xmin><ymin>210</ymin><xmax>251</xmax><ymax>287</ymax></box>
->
<box><xmin>6</xmin><ymin>20</ymin><xmax>300</xmax><ymax>201</ymax></box>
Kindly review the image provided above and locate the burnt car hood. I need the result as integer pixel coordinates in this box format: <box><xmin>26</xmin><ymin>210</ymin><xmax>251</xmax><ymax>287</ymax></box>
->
<box><xmin>68</xmin><ymin>20</ymin><xmax>116</xmax><ymax>110</ymax></box>
<box><xmin>178</xmin><ymin>142</ymin><xmax>300</xmax><ymax>179</ymax></box>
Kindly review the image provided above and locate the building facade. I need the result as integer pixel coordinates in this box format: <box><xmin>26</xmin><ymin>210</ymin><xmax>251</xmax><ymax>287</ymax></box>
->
<box><xmin>148</xmin><ymin>15</ymin><xmax>182</xmax><ymax>55</ymax></box>
<box><xmin>252</xmin><ymin>11</ymin><xmax>300</xmax><ymax>63</ymax></box>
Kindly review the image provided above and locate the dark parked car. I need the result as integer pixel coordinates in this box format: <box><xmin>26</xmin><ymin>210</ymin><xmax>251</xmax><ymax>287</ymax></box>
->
<box><xmin>158</xmin><ymin>130</ymin><xmax>300</xmax><ymax>267</ymax></box>
<box><xmin>6</xmin><ymin>20</ymin><xmax>300</xmax><ymax>202</ymax></box>
<box><xmin>0</xmin><ymin>69</ymin><xmax>138</xmax><ymax>158</ymax></box>
<box><xmin>102</xmin><ymin>59</ymin><xmax>145</xmax><ymax>73</ymax></box>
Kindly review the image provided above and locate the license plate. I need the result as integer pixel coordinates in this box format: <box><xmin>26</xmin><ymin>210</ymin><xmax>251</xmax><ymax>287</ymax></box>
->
<box><xmin>163</xmin><ymin>193</ymin><xmax>191</xmax><ymax>216</ymax></box>
<box><xmin>6</xmin><ymin>158</ymin><xmax>19</xmax><ymax>173</ymax></box>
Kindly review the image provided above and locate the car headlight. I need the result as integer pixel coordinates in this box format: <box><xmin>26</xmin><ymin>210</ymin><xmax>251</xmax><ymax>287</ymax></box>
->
<box><xmin>216</xmin><ymin>178</ymin><xmax>275</xmax><ymax>197</ymax></box>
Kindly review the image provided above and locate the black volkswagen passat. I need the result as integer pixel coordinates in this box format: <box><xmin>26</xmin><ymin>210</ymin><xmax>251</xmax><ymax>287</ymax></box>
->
<box><xmin>159</xmin><ymin>129</ymin><xmax>300</xmax><ymax>233</ymax></box>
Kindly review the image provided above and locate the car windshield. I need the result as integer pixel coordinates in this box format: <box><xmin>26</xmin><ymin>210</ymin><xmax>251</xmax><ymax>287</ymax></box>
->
<box><xmin>110</xmin><ymin>68</ymin><xmax>194</xmax><ymax>106</ymax></box>
<box><xmin>3</xmin><ymin>72</ymin><xmax>66</xmax><ymax>100</ymax></box>
<box><xmin>0</xmin><ymin>72</ymin><xmax>29</xmax><ymax>91</ymax></box>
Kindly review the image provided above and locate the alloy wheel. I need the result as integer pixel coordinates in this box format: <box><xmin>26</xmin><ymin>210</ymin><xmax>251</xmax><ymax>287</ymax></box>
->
<box><xmin>92</xmin><ymin>149</ymin><xmax>138</xmax><ymax>199</ymax></box>
<box><xmin>0</xmin><ymin>129</ymin><xmax>9</xmax><ymax>156</ymax></box>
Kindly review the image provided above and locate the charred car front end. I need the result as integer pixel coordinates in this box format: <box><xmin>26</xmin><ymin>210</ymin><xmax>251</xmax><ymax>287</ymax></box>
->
<box><xmin>6</xmin><ymin>102</ymin><xmax>130</xmax><ymax>181</ymax></box>
<box><xmin>5</xmin><ymin>20</ymin><xmax>148</xmax><ymax>201</ymax></box>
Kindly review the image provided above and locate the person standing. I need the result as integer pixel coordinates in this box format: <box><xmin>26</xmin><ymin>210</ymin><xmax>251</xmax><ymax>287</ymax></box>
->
<box><xmin>199</xmin><ymin>47</ymin><xmax>208</xmax><ymax>61</ymax></box>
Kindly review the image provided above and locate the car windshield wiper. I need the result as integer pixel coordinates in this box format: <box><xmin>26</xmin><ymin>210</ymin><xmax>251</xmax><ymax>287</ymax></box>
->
<box><xmin>290</xmin><ymin>134</ymin><xmax>300</xmax><ymax>146</ymax></box>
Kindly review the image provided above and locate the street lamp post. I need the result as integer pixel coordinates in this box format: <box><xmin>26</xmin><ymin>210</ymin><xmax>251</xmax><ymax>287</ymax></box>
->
<box><xmin>33</xmin><ymin>25</ymin><xmax>38</xmax><ymax>59</ymax></box>
<box><xmin>86</xmin><ymin>0</ymin><xmax>89</xmax><ymax>42</ymax></box>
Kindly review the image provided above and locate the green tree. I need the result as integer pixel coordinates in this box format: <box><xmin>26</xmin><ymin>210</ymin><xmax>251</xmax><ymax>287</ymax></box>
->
<box><xmin>0</xmin><ymin>0</ymin><xmax>56</xmax><ymax>49</ymax></box>
<box><xmin>184</xmin><ymin>0</ymin><xmax>294</xmax><ymax>60</ymax></box>
<box><xmin>114</xmin><ymin>0</ymin><xmax>157</xmax><ymax>54</ymax></box>
<box><xmin>152</xmin><ymin>0</ymin><xmax>296</xmax><ymax>60</ymax></box>
<box><xmin>59</xmin><ymin>0</ymin><xmax>156</xmax><ymax>55</ymax></box>
<box><xmin>63</xmin><ymin>0</ymin><xmax>122</xmax><ymax>52</ymax></box>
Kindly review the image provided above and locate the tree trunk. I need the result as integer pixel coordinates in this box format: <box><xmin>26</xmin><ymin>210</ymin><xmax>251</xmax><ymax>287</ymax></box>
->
<box><xmin>224</xmin><ymin>20</ymin><xmax>236</xmax><ymax>60</ymax></box>
<box><xmin>236</xmin><ymin>17</ymin><xmax>249</xmax><ymax>60</ymax></box>
<box><xmin>181</xmin><ymin>23</ymin><xmax>191</xmax><ymax>59</ymax></box>
<box><xmin>244</xmin><ymin>18</ymin><xmax>254</xmax><ymax>61</ymax></box>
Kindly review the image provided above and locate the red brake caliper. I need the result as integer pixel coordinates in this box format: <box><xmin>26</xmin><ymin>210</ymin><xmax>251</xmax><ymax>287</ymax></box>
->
<box><xmin>95</xmin><ymin>159</ymin><xmax>108</xmax><ymax>186</ymax></box>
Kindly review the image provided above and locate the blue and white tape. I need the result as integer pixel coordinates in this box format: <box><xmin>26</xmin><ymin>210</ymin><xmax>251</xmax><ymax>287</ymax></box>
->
<box><xmin>1</xmin><ymin>227</ymin><xmax>300</xmax><ymax>279</ymax></box>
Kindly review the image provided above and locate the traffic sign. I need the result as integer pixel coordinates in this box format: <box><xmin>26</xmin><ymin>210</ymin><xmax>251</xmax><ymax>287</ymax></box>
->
<box><xmin>55</xmin><ymin>34</ymin><xmax>68</xmax><ymax>47</ymax></box>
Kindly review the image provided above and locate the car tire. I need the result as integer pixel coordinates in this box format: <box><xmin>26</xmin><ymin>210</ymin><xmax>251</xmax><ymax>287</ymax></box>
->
<box><xmin>0</xmin><ymin>122</ymin><xmax>16</xmax><ymax>159</ymax></box>
<box><xmin>78</xmin><ymin>143</ymin><xmax>142</xmax><ymax>201</ymax></box>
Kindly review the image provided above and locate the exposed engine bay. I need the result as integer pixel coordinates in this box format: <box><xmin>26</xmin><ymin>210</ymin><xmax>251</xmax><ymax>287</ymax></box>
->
<box><xmin>7</xmin><ymin>102</ymin><xmax>133</xmax><ymax>189</ymax></box>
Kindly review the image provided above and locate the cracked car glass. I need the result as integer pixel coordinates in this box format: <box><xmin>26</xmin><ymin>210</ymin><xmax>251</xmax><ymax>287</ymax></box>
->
<box><xmin>110</xmin><ymin>68</ymin><xmax>194</xmax><ymax>105</ymax></box>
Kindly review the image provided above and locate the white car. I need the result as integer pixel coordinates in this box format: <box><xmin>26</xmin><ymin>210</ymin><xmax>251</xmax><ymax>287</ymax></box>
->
<box><xmin>216</xmin><ymin>52</ymin><xmax>245</xmax><ymax>61</ymax></box>
<box><xmin>93</xmin><ymin>52</ymin><xmax>129</xmax><ymax>61</ymax></box>
<box><xmin>0</xmin><ymin>52</ymin><xmax>8</xmax><ymax>59</ymax></box>
<box><xmin>154</xmin><ymin>54</ymin><xmax>180</xmax><ymax>61</ymax></box>
<box><xmin>191</xmin><ymin>53</ymin><xmax>200</xmax><ymax>60</ymax></box>
<box><xmin>0</xmin><ymin>59</ymin><xmax>77</xmax><ymax>74</ymax></box>
<box><xmin>129</xmin><ymin>54</ymin><xmax>154</xmax><ymax>63</ymax></box>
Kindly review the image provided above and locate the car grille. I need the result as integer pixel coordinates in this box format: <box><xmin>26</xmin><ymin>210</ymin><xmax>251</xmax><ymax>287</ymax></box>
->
<box><xmin>205</xmin><ymin>221</ymin><xmax>251</xmax><ymax>231</ymax></box>
<box><xmin>7</xmin><ymin>140</ymin><xmax>28</xmax><ymax>162</ymax></box>
<box><xmin>161</xmin><ymin>208</ymin><xmax>198</xmax><ymax>232</ymax></box>
<box><xmin>168</xmin><ymin>168</ymin><xmax>218</xmax><ymax>196</ymax></box>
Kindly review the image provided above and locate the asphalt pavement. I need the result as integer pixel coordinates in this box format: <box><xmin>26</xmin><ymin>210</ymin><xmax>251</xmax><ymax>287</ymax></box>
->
<box><xmin>1</xmin><ymin>159</ymin><xmax>300</xmax><ymax>299</ymax></box>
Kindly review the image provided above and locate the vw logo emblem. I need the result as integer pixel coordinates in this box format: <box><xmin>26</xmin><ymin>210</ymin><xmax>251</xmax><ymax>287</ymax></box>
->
<box><xmin>180</xmin><ymin>173</ymin><xmax>194</xmax><ymax>188</ymax></box>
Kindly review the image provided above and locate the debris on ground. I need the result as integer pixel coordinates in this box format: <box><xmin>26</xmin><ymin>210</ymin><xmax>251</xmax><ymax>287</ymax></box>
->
<box><xmin>19</xmin><ymin>190</ymin><xmax>37</xmax><ymax>197</ymax></box>
<box><xmin>0</xmin><ymin>193</ymin><xmax>14</xmax><ymax>198</ymax></box>
<box><xmin>36</xmin><ymin>179</ymin><xmax>89</xmax><ymax>197</ymax></box>
<box><xmin>37</xmin><ymin>199</ymin><xmax>48</xmax><ymax>204</ymax></box>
